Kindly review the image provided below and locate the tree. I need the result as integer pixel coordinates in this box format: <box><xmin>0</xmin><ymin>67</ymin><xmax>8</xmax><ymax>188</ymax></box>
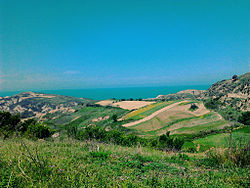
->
<box><xmin>232</xmin><ymin>75</ymin><xmax>238</xmax><ymax>80</ymax></box>
<box><xmin>238</xmin><ymin>111</ymin><xmax>250</xmax><ymax>125</ymax></box>
<box><xmin>0</xmin><ymin>111</ymin><xmax>20</xmax><ymax>138</ymax></box>
<box><xmin>189</xmin><ymin>104</ymin><xmax>198</xmax><ymax>111</ymax></box>
<box><xmin>112</xmin><ymin>114</ymin><xmax>118</xmax><ymax>122</ymax></box>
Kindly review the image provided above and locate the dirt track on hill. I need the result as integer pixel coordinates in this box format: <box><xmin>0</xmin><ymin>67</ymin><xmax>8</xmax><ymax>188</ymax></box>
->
<box><xmin>122</xmin><ymin>101</ymin><xmax>188</xmax><ymax>127</ymax></box>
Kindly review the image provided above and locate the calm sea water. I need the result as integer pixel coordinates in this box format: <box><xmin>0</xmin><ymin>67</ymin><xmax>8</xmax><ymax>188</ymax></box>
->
<box><xmin>0</xmin><ymin>85</ymin><xmax>209</xmax><ymax>100</ymax></box>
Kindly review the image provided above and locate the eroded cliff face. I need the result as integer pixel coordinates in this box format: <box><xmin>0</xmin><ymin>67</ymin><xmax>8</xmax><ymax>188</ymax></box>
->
<box><xmin>0</xmin><ymin>92</ymin><xmax>92</xmax><ymax>119</ymax></box>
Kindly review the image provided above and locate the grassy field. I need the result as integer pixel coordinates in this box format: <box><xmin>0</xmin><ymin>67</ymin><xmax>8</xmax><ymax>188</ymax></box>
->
<box><xmin>127</xmin><ymin>100</ymin><xmax>229</xmax><ymax>137</ymax></box>
<box><xmin>0</xmin><ymin>138</ymin><xmax>249</xmax><ymax>187</ymax></box>
<box><xmin>122</xmin><ymin>101</ymin><xmax>176</xmax><ymax>120</ymax></box>
<box><xmin>45</xmin><ymin>106</ymin><xmax>129</xmax><ymax>130</ymax></box>
<box><xmin>193</xmin><ymin>126</ymin><xmax>250</xmax><ymax>152</ymax></box>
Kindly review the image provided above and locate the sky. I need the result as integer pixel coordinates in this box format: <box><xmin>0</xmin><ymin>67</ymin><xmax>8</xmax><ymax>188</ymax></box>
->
<box><xmin>0</xmin><ymin>0</ymin><xmax>249</xmax><ymax>91</ymax></box>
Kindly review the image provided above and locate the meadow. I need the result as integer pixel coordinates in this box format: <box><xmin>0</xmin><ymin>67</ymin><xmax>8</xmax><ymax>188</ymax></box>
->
<box><xmin>0</xmin><ymin>138</ymin><xmax>249</xmax><ymax>187</ymax></box>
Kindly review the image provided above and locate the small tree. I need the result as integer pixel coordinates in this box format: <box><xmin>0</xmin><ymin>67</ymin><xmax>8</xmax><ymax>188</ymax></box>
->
<box><xmin>232</xmin><ymin>75</ymin><xmax>238</xmax><ymax>80</ymax></box>
<box><xmin>189</xmin><ymin>104</ymin><xmax>198</xmax><ymax>111</ymax></box>
<box><xmin>238</xmin><ymin>111</ymin><xmax>250</xmax><ymax>125</ymax></box>
<box><xmin>0</xmin><ymin>111</ymin><xmax>20</xmax><ymax>139</ymax></box>
<box><xmin>112</xmin><ymin>114</ymin><xmax>118</xmax><ymax>122</ymax></box>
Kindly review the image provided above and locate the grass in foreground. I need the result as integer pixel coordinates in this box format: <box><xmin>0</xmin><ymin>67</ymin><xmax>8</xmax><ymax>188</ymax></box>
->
<box><xmin>0</xmin><ymin>138</ymin><xmax>249</xmax><ymax>187</ymax></box>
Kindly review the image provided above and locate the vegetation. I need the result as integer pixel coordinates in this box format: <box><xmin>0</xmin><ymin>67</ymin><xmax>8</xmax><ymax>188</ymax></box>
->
<box><xmin>0</xmin><ymin>138</ymin><xmax>249</xmax><ymax>187</ymax></box>
<box><xmin>66</xmin><ymin>125</ymin><xmax>184</xmax><ymax>151</ymax></box>
<box><xmin>122</xmin><ymin>101</ymin><xmax>175</xmax><ymax>120</ymax></box>
<box><xmin>0</xmin><ymin>111</ymin><xmax>55</xmax><ymax>139</ymax></box>
<box><xmin>238</xmin><ymin>111</ymin><xmax>250</xmax><ymax>125</ymax></box>
<box><xmin>189</xmin><ymin>103</ymin><xmax>198</xmax><ymax>111</ymax></box>
<box><xmin>0</xmin><ymin>71</ymin><xmax>249</xmax><ymax>187</ymax></box>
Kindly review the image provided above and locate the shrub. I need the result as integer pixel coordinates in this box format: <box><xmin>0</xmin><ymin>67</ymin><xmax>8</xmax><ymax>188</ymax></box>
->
<box><xmin>18</xmin><ymin>119</ymin><xmax>37</xmax><ymax>134</ymax></box>
<box><xmin>238</xmin><ymin>111</ymin><xmax>250</xmax><ymax>125</ymax></box>
<box><xmin>0</xmin><ymin>111</ymin><xmax>20</xmax><ymax>138</ymax></box>
<box><xmin>26</xmin><ymin>123</ymin><xmax>55</xmax><ymax>139</ymax></box>
<box><xmin>189</xmin><ymin>104</ymin><xmax>198</xmax><ymax>111</ymax></box>
<box><xmin>111</xmin><ymin>114</ymin><xmax>118</xmax><ymax>122</ymax></box>
<box><xmin>122</xmin><ymin>134</ymin><xmax>138</xmax><ymax>146</ymax></box>
<box><xmin>204</xmin><ymin>98</ymin><xmax>221</xmax><ymax>110</ymax></box>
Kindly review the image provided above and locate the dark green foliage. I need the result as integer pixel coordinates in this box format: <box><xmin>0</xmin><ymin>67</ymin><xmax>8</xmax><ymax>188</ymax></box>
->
<box><xmin>189</xmin><ymin>103</ymin><xmax>198</xmax><ymax>111</ymax></box>
<box><xmin>26</xmin><ymin>123</ymin><xmax>55</xmax><ymax>139</ymax></box>
<box><xmin>122</xmin><ymin>134</ymin><xmax>138</xmax><ymax>146</ymax></box>
<box><xmin>0</xmin><ymin>111</ymin><xmax>20</xmax><ymax>138</ymax></box>
<box><xmin>111</xmin><ymin>114</ymin><xmax>118</xmax><ymax>122</ymax></box>
<box><xmin>106</xmin><ymin>129</ymin><xmax>124</xmax><ymax>144</ymax></box>
<box><xmin>204</xmin><ymin>98</ymin><xmax>222</xmax><ymax>110</ymax></box>
<box><xmin>218</xmin><ymin>106</ymin><xmax>242</xmax><ymax>121</ymax></box>
<box><xmin>0</xmin><ymin>111</ymin><xmax>54</xmax><ymax>139</ymax></box>
<box><xmin>89</xmin><ymin>151</ymin><xmax>110</xmax><ymax>160</ymax></box>
<box><xmin>156</xmin><ymin>131</ymin><xmax>184</xmax><ymax>151</ymax></box>
<box><xmin>18</xmin><ymin>119</ymin><xmax>37</xmax><ymax>133</ymax></box>
<box><xmin>66</xmin><ymin>124</ymin><xmax>78</xmax><ymax>138</ymax></box>
<box><xmin>66</xmin><ymin>127</ymin><xmax>184</xmax><ymax>151</ymax></box>
<box><xmin>232</xmin><ymin>74</ymin><xmax>238</xmax><ymax>80</ymax></box>
<box><xmin>238</xmin><ymin>111</ymin><xmax>250</xmax><ymax>125</ymax></box>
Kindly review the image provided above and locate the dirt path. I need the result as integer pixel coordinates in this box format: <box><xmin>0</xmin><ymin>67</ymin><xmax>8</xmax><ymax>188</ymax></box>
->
<box><xmin>122</xmin><ymin>101</ymin><xmax>188</xmax><ymax>127</ymax></box>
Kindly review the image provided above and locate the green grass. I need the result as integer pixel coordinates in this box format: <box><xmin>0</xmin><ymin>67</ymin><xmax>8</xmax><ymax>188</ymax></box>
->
<box><xmin>0</xmin><ymin>138</ymin><xmax>249</xmax><ymax>187</ymax></box>
<box><xmin>131</xmin><ymin>113</ymin><xmax>215</xmax><ymax>136</ymax></box>
<box><xmin>173</xmin><ymin>120</ymin><xmax>229</xmax><ymax>135</ymax></box>
<box><xmin>45</xmin><ymin>106</ymin><xmax>129</xmax><ymax>130</ymax></box>
<box><xmin>123</xmin><ymin>101</ymin><xmax>176</xmax><ymax>120</ymax></box>
<box><xmin>193</xmin><ymin>126</ymin><xmax>250</xmax><ymax>152</ymax></box>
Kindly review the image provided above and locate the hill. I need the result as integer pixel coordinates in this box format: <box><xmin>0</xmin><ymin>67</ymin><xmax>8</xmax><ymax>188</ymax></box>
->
<box><xmin>0</xmin><ymin>92</ymin><xmax>94</xmax><ymax>120</ymax></box>
<box><xmin>201</xmin><ymin>72</ymin><xmax>250</xmax><ymax>111</ymax></box>
<box><xmin>156</xmin><ymin>72</ymin><xmax>250</xmax><ymax>111</ymax></box>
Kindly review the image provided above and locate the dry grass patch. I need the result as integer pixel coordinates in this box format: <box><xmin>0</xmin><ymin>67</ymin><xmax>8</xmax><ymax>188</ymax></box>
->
<box><xmin>96</xmin><ymin>100</ymin><xmax>155</xmax><ymax>110</ymax></box>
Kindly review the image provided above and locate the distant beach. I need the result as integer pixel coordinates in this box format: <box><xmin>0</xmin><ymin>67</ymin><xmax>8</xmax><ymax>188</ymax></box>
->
<box><xmin>0</xmin><ymin>85</ymin><xmax>209</xmax><ymax>100</ymax></box>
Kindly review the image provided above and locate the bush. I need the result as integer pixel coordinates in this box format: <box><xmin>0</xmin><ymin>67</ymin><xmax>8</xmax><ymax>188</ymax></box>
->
<box><xmin>189</xmin><ymin>104</ymin><xmax>198</xmax><ymax>111</ymax></box>
<box><xmin>204</xmin><ymin>98</ymin><xmax>221</xmax><ymax>110</ymax></box>
<box><xmin>0</xmin><ymin>111</ymin><xmax>20</xmax><ymax>138</ymax></box>
<box><xmin>26</xmin><ymin>123</ymin><xmax>55</xmax><ymax>139</ymax></box>
<box><xmin>238</xmin><ymin>111</ymin><xmax>250</xmax><ymax>125</ymax></box>
<box><xmin>122</xmin><ymin>134</ymin><xmax>138</xmax><ymax>146</ymax></box>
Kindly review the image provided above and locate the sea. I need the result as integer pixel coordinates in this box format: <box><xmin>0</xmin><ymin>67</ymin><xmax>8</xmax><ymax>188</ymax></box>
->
<box><xmin>0</xmin><ymin>85</ymin><xmax>210</xmax><ymax>100</ymax></box>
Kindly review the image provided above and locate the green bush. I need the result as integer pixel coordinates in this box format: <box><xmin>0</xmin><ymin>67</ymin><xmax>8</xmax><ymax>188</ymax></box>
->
<box><xmin>0</xmin><ymin>111</ymin><xmax>20</xmax><ymax>138</ymax></box>
<box><xmin>189</xmin><ymin>104</ymin><xmax>198</xmax><ymax>111</ymax></box>
<box><xmin>204</xmin><ymin>98</ymin><xmax>222</xmax><ymax>110</ymax></box>
<box><xmin>26</xmin><ymin>123</ymin><xmax>55</xmax><ymax>139</ymax></box>
<box><xmin>238</xmin><ymin>111</ymin><xmax>250</xmax><ymax>125</ymax></box>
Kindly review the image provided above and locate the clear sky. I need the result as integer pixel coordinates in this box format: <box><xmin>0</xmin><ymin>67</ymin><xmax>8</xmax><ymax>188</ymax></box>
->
<box><xmin>0</xmin><ymin>0</ymin><xmax>249</xmax><ymax>91</ymax></box>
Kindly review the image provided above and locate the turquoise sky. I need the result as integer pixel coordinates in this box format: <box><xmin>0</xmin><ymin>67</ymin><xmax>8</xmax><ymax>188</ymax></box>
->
<box><xmin>0</xmin><ymin>0</ymin><xmax>249</xmax><ymax>91</ymax></box>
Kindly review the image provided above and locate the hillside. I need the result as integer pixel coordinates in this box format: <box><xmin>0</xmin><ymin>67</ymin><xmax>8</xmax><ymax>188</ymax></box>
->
<box><xmin>201</xmin><ymin>72</ymin><xmax>250</xmax><ymax>111</ymax></box>
<box><xmin>0</xmin><ymin>92</ymin><xmax>93</xmax><ymax>120</ymax></box>
<box><xmin>156</xmin><ymin>72</ymin><xmax>250</xmax><ymax>111</ymax></box>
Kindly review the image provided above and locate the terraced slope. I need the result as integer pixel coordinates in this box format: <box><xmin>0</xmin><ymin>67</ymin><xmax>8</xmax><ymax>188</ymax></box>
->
<box><xmin>126</xmin><ymin>101</ymin><xmax>231</xmax><ymax>136</ymax></box>
<box><xmin>122</xmin><ymin>101</ymin><xmax>185</xmax><ymax>127</ymax></box>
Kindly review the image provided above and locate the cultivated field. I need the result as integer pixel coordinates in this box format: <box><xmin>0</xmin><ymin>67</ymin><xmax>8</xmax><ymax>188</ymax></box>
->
<box><xmin>125</xmin><ymin>101</ymin><xmax>231</xmax><ymax>137</ymax></box>
<box><xmin>96</xmin><ymin>100</ymin><xmax>155</xmax><ymax>110</ymax></box>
